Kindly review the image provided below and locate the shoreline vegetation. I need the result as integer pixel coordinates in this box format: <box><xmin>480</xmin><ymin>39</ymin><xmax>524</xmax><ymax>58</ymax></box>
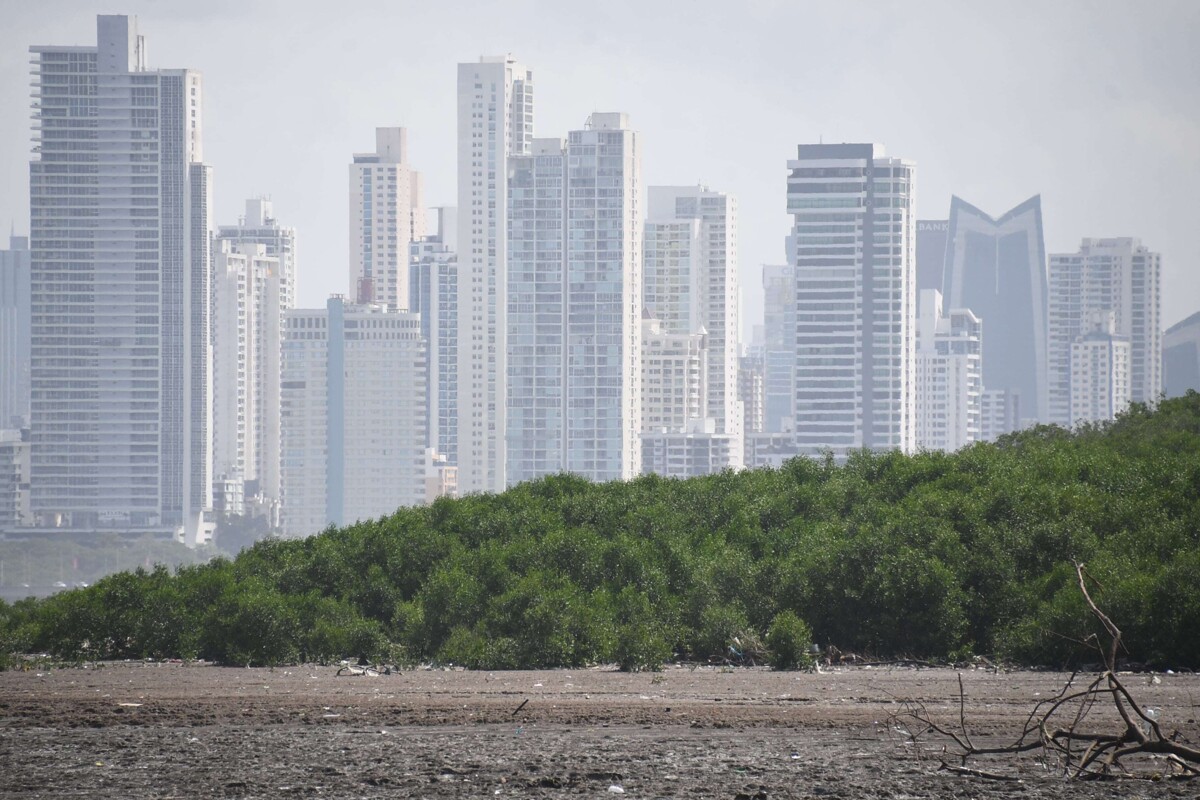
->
<box><xmin>2</xmin><ymin>393</ymin><xmax>1199</xmax><ymax>671</ymax></box>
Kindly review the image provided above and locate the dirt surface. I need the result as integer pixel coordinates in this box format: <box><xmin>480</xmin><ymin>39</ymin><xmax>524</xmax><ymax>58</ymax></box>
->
<box><xmin>1</xmin><ymin>661</ymin><xmax>1198</xmax><ymax>798</ymax></box>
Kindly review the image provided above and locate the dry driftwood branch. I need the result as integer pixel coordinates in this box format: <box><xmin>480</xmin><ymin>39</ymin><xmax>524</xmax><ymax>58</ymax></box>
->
<box><xmin>888</xmin><ymin>561</ymin><xmax>1200</xmax><ymax>781</ymax></box>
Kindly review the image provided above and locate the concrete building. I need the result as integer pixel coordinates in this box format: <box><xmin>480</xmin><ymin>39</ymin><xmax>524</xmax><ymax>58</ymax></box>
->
<box><xmin>641</xmin><ymin>316</ymin><xmax>707</xmax><ymax>436</ymax></box>
<box><xmin>505</xmin><ymin>114</ymin><xmax>642</xmax><ymax>484</ymax></box>
<box><xmin>761</xmin><ymin>264</ymin><xmax>794</xmax><ymax>433</ymax></box>
<box><xmin>647</xmin><ymin>186</ymin><xmax>741</xmax><ymax>453</ymax></box>
<box><xmin>0</xmin><ymin>429</ymin><xmax>32</xmax><ymax>529</ymax></box>
<box><xmin>786</xmin><ymin>143</ymin><xmax>916</xmax><ymax>456</ymax></box>
<box><xmin>913</xmin><ymin>289</ymin><xmax>982</xmax><ymax>452</ymax></box>
<box><xmin>941</xmin><ymin>195</ymin><xmax>1047</xmax><ymax>429</ymax></box>
<box><xmin>0</xmin><ymin>235</ymin><xmax>30</xmax><ymax>429</ymax></box>
<box><xmin>1164</xmin><ymin>311</ymin><xmax>1200</xmax><ymax>397</ymax></box>
<box><xmin>738</xmin><ymin>353</ymin><xmax>766</xmax><ymax>440</ymax></box>
<box><xmin>410</xmin><ymin>207</ymin><xmax>458</xmax><ymax>466</ymax></box>
<box><xmin>280</xmin><ymin>297</ymin><xmax>426</xmax><ymax>537</ymax></box>
<box><xmin>1069</xmin><ymin>311</ymin><xmax>1131</xmax><ymax>425</ymax></box>
<box><xmin>350</xmin><ymin>127</ymin><xmax>424</xmax><ymax>310</ymax></box>
<box><xmin>980</xmin><ymin>390</ymin><xmax>1021</xmax><ymax>443</ymax></box>
<box><xmin>216</xmin><ymin>198</ymin><xmax>296</xmax><ymax>313</ymax></box>
<box><xmin>642</xmin><ymin>421</ymin><xmax>739</xmax><ymax>479</ymax></box>
<box><xmin>29</xmin><ymin>15</ymin><xmax>213</xmax><ymax>544</ymax></box>
<box><xmin>1048</xmin><ymin>238</ymin><xmax>1161</xmax><ymax>425</ymax></box>
<box><xmin>915</xmin><ymin>219</ymin><xmax>949</xmax><ymax>296</ymax></box>
<box><xmin>457</xmin><ymin>56</ymin><xmax>534</xmax><ymax>493</ymax></box>
<box><xmin>211</xmin><ymin>242</ymin><xmax>283</xmax><ymax>520</ymax></box>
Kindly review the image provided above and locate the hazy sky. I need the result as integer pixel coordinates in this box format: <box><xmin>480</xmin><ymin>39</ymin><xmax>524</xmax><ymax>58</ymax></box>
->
<box><xmin>2</xmin><ymin>0</ymin><xmax>1197</xmax><ymax>335</ymax></box>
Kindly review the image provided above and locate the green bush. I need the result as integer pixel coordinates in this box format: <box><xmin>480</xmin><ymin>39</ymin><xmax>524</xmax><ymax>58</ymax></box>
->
<box><xmin>767</xmin><ymin>611</ymin><xmax>814</xmax><ymax>670</ymax></box>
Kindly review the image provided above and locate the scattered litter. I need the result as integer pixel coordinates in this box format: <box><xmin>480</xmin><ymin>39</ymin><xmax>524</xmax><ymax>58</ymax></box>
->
<box><xmin>322</xmin><ymin>713</ymin><xmax>341</xmax><ymax>718</ymax></box>
<box><xmin>607</xmin><ymin>785</ymin><xmax>625</xmax><ymax>794</ymax></box>
<box><xmin>117</xmin><ymin>702</ymin><xmax>143</xmax><ymax>708</ymax></box>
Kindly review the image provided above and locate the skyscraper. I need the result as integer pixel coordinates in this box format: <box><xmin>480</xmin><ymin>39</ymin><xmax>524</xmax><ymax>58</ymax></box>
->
<box><xmin>457</xmin><ymin>56</ymin><xmax>534</xmax><ymax>493</ymax></box>
<box><xmin>913</xmin><ymin>289</ymin><xmax>982</xmax><ymax>452</ymax></box>
<box><xmin>1164</xmin><ymin>311</ymin><xmax>1200</xmax><ymax>398</ymax></box>
<box><xmin>915</xmin><ymin>219</ymin><xmax>949</xmax><ymax>297</ymax></box>
<box><xmin>1047</xmin><ymin>238</ymin><xmax>1161</xmax><ymax>425</ymax></box>
<box><xmin>410</xmin><ymin>207</ymin><xmax>458</xmax><ymax>466</ymax></box>
<box><xmin>1069</xmin><ymin>311</ymin><xmax>1131</xmax><ymax>425</ymax></box>
<box><xmin>505</xmin><ymin>114</ymin><xmax>642</xmax><ymax>483</ymax></box>
<box><xmin>0</xmin><ymin>235</ymin><xmax>30</xmax><ymax>430</ymax></box>
<box><xmin>216</xmin><ymin>198</ymin><xmax>296</xmax><ymax>312</ymax></box>
<box><xmin>760</xmin><ymin>264</ymin><xmax>794</xmax><ymax>433</ymax></box>
<box><xmin>941</xmin><ymin>195</ymin><xmax>1047</xmax><ymax>428</ymax></box>
<box><xmin>211</xmin><ymin>242</ymin><xmax>283</xmax><ymax>521</ymax></box>
<box><xmin>29</xmin><ymin>15</ymin><xmax>213</xmax><ymax>543</ymax></box>
<box><xmin>646</xmin><ymin>186</ymin><xmax>741</xmax><ymax>453</ymax></box>
<box><xmin>280</xmin><ymin>297</ymin><xmax>426</xmax><ymax>537</ymax></box>
<box><xmin>350</xmin><ymin>127</ymin><xmax>424</xmax><ymax>309</ymax></box>
<box><xmin>786</xmin><ymin>143</ymin><xmax>916</xmax><ymax>456</ymax></box>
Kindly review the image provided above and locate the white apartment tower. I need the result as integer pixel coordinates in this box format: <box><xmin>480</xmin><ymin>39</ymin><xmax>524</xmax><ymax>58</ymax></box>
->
<box><xmin>29</xmin><ymin>16</ymin><xmax>213</xmax><ymax>543</ymax></box>
<box><xmin>1069</xmin><ymin>311</ymin><xmax>1131</xmax><ymax>425</ymax></box>
<box><xmin>280</xmin><ymin>297</ymin><xmax>426</xmax><ymax>537</ymax></box>
<box><xmin>409</xmin><ymin>207</ymin><xmax>458</xmax><ymax>466</ymax></box>
<box><xmin>1048</xmin><ymin>238</ymin><xmax>1161</xmax><ymax>426</ymax></box>
<box><xmin>505</xmin><ymin>115</ymin><xmax>642</xmax><ymax>484</ymax></box>
<box><xmin>641</xmin><ymin>315</ymin><xmax>708</xmax><ymax>435</ymax></box>
<box><xmin>786</xmin><ymin>143</ymin><xmax>916</xmax><ymax>456</ymax></box>
<box><xmin>211</xmin><ymin>242</ymin><xmax>283</xmax><ymax>518</ymax></box>
<box><xmin>914</xmin><ymin>289</ymin><xmax>982</xmax><ymax>452</ymax></box>
<box><xmin>351</xmin><ymin>127</ymin><xmax>425</xmax><ymax>310</ymax></box>
<box><xmin>646</xmin><ymin>186</ymin><xmax>741</xmax><ymax>452</ymax></box>
<box><xmin>216</xmin><ymin>198</ymin><xmax>296</xmax><ymax>312</ymax></box>
<box><xmin>0</xmin><ymin>235</ymin><xmax>31</xmax><ymax>429</ymax></box>
<box><xmin>457</xmin><ymin>56</ymin><xmax>534</xmax><ymax>493</ymax></box>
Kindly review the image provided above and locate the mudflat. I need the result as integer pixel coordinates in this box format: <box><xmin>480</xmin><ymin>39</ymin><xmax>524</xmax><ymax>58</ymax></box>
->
<box><xmin>1</xmin><ymin>661</ymin><xmax>1197</xmax><ymax>798</ymax></box>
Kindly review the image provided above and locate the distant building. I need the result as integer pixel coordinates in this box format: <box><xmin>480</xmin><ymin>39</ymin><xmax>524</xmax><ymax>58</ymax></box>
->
<box><xmin>761</xmin><ymin>264</ymin><xmax>794</xmax><ymax>433</ymax></box>
<box><xmin>642</xmin><ymin>421</ymin><xmax>739</xmax><ymax>479</ymax></box>
<box><xmin>29</xmin><ymin>16</ymin><xmax>213</xmax><ymax>543</ymax></box>
<box><xmin>979</xmin><ymin>390</ymin><xmax>1021</xmax><ymax>443</ymax></box>
<box><xmin>1048</xmin><ymin>238</ymin><xmax>1161</xmax><ymax>425</ymax></box>
<box><xmin>505</xmin><ymin>114</ymin><xmax>643</xmax><ymax>484</ymax></box>
<box><xmin>640</xmin><ymin>316</ymin><xmax>708</xmax><ymax>438</ymax></box>
<box><xmin>0</xmin><ymin>235</ymin><xmax>30</xmax><ymax>429</ymax></box>
<box><xmin>737</xmin><ymin>353</ymin><xmax>766</xmax><ymax>440</ymax></box>
<box><xmin>0</xmin><ymin>429</ymin><xmax>31</xmax><ymax>529</ymax></box>
<box><xmin>1164</xmin><ymin>311</ymin><xmax>1200</xmax><ymax>397</ymax></box>
<box><xmin>941</xmin><ymin>195</ymin><xmax>1047</xmax><ymax>429</ymax></box>
<box><xmin>410</xmin><ymin>207</ymin><xmax>458</xmax><ymax>467</ymax></box>
<box><xmin>787</xmin><ymin>143</ymin><xmax>916</xmax><ymax>456</ymax></box>
<box><xmin>280</xmin><ymin>297</ymin><xmax>426</xmax><ymax>537</ymax></box>
<box><xmin>423</xmin><ymin>449</ymin><xmax>458</xmax><ymax>503</ymax></box>
<box><xmin>350</xmin><ymin>127</ymin><xmax>425</xmax><ymax>309</ymax></box>
<box><xmin>913</xmin><ymin>289</ymin><xmax>982</xmax><ymax>452</ymax></box>
<box><xmin>1069</xmin><ymin>311</ymin><xmax>1131</xmax><ymax>425</ymax></box>
<box><xmin>216</xmin><ymin>198</ymin><xmax>296</xmax><ymax>313</ymax></box>
<box><xmin>457</xmin><ymin>56</ymin><xmax>534</xmax><ymax>493</ymax></box>
<box><xmin>915</xmin><ymin>219</ymin><xmax>949</xmax><ymax>296</ymax></box>
<box><xmin>211</xmin><ymin>242</ymin><xmax>283</xmax><ymax>521</ymax></box>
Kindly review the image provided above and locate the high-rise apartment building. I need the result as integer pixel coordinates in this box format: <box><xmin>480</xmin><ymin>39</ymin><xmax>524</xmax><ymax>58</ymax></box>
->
<box><xmin>913</xmin><ymin>289</ymin><xmax>982</xmax><ymax>452</ymax></box>
<box><xmin>1069</xmin><ymin>311</ymin><xmax>1131</xmax><ymax>425</ymax></box>
<box><xmin>280</xmin><ymin>297</ymin><xmax>426</xmax><ymax>537</ymax></box>
<box><xmin>646</xmin><ymin>186</ymin><xmax>741</xmax><ymax>452</ymax></box>
<box><xmin>350</xmin><ymin>127</ymin><xmax>424</xmax><ymax>309</ymax></box>
<box><xmin>1164</xmin><ymin>311</ymin><xmax>1200</xmax><ymax>398</ymax></box>
<box><xmin>737</xmin><ymin>353</ymin><xmax>766</xmax><ymax>439</ymax></box>
<box><xmin>211</xmin><ymin>242</ymin><xmax>282</xmax><ymax>520</ymax></box>
<box><xmin>457</xmin><ymin>56</ymin><xmax>534</xmax><ymax>493</ymax></box>
<box><xmin>0</xmin><ymin>235</ymin><xmax>31</xmax><ymax>429</ymax></box>
<box><xmin>786</xmin><ymin>143</ymin><xmax>916</xmax><ymax>456</ymax></box>
<box><xmin>505</xmin><ymin>115</ymin><xmax>642</xmax><ymax>483</ymax></box>
<box><xmin>216</xmin><ymin>198</ymin><xmax>296</xmax><ymax>312</ymax></box>
<box><xmin>915</xmin><ymin>219</ymin><xmax>949</xmax><ymax>296</ymax></box>
<box><xmin>0</xmin><ymin>429</ymin><xmax>32</xmax><ymax>529</ymax></box>
<box><xmin>1048</xmin><ymin>238</ymin><xmax>1161</xmax><ymax>425</ymax></box>
<box><xmin>29</xmin><ymin>15</ymin><xmax>213</xmax><ymax>543</ymax></box>
<box><xmin>641</xmin><ymin>316</ymin><xmax>707</xmax><ymax>435</ymax></box>
<box><xmin>410</xmin><ymin>207</ymin><xmax>458</xmax><ymax>466</ymax></box>
<box><xmin>941</xmin><ymin>195</ymin><xmax>1047</xmax><ymax>429</ymax></box>
<box><xmin>761</xmin><ymin>264</ymin><xmax>794</xmax><ymax>433</ymax></box>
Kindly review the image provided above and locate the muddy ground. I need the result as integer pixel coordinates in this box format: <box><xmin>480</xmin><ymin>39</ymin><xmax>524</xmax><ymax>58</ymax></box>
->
<box><xmin>1</xmin><ymin>661</ymin><xmax>1197</xmax><ymax>798</ymax></box>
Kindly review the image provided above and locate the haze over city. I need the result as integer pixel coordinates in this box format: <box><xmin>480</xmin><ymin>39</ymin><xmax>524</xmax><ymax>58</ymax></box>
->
<box><xmin>1</xmin><ymin>0</ymin><xmax>1198</xmax><ymax>333</ymax></box>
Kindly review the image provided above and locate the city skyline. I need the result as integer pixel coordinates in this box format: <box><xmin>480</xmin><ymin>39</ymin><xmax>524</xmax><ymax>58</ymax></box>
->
<box><xmin>1</xmin><ymin>1</ymin><xmax>1197</xmax><ymax>340</ymax></box>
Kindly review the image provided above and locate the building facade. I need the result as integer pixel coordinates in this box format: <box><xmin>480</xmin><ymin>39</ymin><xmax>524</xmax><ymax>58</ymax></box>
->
<box><xmin>1164</xmin><ymin>311</ymin><xmax>1200</xmax><ymax>398</ymax></box>
<box><xmin>211</xmin><ymin>242</ymin><xmax>282</xmax><ymax>519</ymax></box>
<box><xmin>29</xmin><ymin>15</ymin><xmax>213</xmax><ymax>543</ymax></box>
<box><xmin>350</xmin><ymin>127</ymin><xmax>424</xmax><ymax>309</ymax></box>
<box><xmin>786</xmin><ymin>143</ymin><xmax>916</xmax><ymax>456</ymax></box>
<box><xmin>913</xmin><ymin>289</ymin><xmax>982</xmax><ymax>452</ymax></box>
<box><xmin>1069</xmin><ymin>311</ymin><xmax>1131</xmax><ymax>425</ymax></box>
<box><xmin>0</xmin><ymin>429</ymin><xmax>32</xmax><ymax>529</ymax></box>
<box><xmin>0</xmin><ymin>235</ymin><xmax>31</xmax><ymax>430</ymax></box>
<box><xmin>280</xmin><ymin>297</ymin><xmax>426</xmax><ymax>537</ymax></box>
<box><xmin>1048</xmin><ymin>238</ymin><xmax>1161</xmax><ymax>426</ymax></box>
<box><xmin>216</xmin><ymin>198</ymin><xmax>296</xmax><ymax>313</ymax></box>
<box><xmin>941</xmin><ymin>195</ymin><xmax>1047</xmax><ymax>429</ymax></box>
<box><xmin>410</xmin><ymin>207</ymin><xmax>458</xmax><ymax>467</ymax></box>
<box><xmin>457</xmin><ymin>56</ymin><xmax>534</xmax><ymax>493</ymax></box>
<box><xmin>761</xmin><ymin>264</ymin><xmax>795</xmax><ymax>434</ymax></box>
